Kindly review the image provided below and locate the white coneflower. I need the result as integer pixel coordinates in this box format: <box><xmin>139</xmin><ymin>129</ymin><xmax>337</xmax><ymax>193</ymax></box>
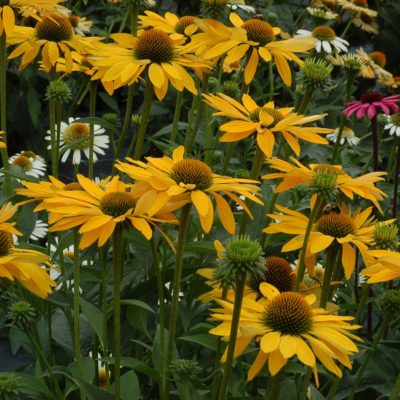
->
<box><xmin>327</xmin><ymin>126</ymin><xmax>360</xmax><ymax>145</ymax></box>
<box><xmin>384</xmin><ymin>113</ymin><xmax>400</xmax><ymax>137</ymax></box>
<box><xmin>306</xmin><ymin>7</ymin><xmax>338</xmax><ymax>20</ymax></box>
<box><xmin>297</xmin><ymin>26</ymin><xmax>349</xmax><ymax>53</ymax></box>
<box><xmin>30</xmin><ymin>219</ymin><xmax>48</xmax><ymax>241</ymax></box>
<box><xmin>45</xmin><ymin>117</ymin><xmax>109</xmax><ymax>165</ymax></box>
<box><xmin>68</xmin><ymin>15</ymin><xmax>93</xmax><ymax>36</ymax></box>
<box><xmin>9</xmin><ymin>151</ymin><xmax>46</xmax><ymax>178</ymax></box>
<box><xmin>227</xmin><ymin>0</ymin><xmax>255</xmax><ymax>13</ymax></box>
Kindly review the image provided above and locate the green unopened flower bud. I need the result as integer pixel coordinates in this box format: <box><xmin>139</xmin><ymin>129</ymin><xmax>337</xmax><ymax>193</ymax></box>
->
<box><xmin>0</xmin><ymin>280</ymin><xmax>17</xmax><ymax>307</ymax></box>
<box><xmin>297</xmin><ymin>57</ymin><xmax>333</xmax><ymax>90</ymax></box>
<box><xmin>309</xmin><ymin>165</ymin><xmax>341</xmax><ymax>199</ymax></box>
<box><xmin>374</xmin><ymin>223</ymin><xmax>398</xmax><ymax>250</ymax></box>
<box><xmin>168</xmin><ymin>359</ymin><xmax>202</xmax><ymax>382</ymax></box>
<box><xmin>379</xmin><ymin>290</ymin><xmax>400</xmax><ymax>318</ymax></box>
<box><xmin>45</xmin><ymin>80</ymin><xmax>72</xmax><ymax>103</ymax></box>
<box><xmin>207</xmin><ymin>77</ymin><xmax>219</xmax><ymax>93</ymax></box>
<box><xmin>0</xmin><ymin>373</ymin><xmax>20</xmax><ymax>397</ymax></box>
<box><xmin>8</xmin><ymin>300</ymin><xmax>36</xmax><ymax>329</ymax></box>
<box><xmin>222</xmin><ymin>80</ymin><xmax>240</xmax><ymax>99</ymax></box>
<box><xmin>102</xmin><ymin>112</ymin><xmax>120</xmax><ymax>127</ymax></box>
<box><xmin>200</xmin><ymin>0</ymin><xmax>229</xmax><ymax>19</ymax></box>
<box><xmin>131</xmin><ymin>114</ymin><xmax>142</xmax><ymax>126</ymax></box>
<box><xmin>215</xmin><ymin>236</ymin><xmax>264</xmax><ymax>287</ymax></box>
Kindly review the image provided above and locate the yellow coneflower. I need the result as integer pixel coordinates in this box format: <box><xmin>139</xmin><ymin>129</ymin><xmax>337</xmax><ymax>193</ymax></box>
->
<box><xmin>115</xmin><ymin>146</ymin><xmax>263</xmax><ymax>234</ymax></box>
<box><xmin>203</xmin><ymin>92</ymin><xmax>331</xmax><ymax>157</ymax></box>
<box><xmin>7</xmin><ymin>13</ymin><xmax>94</xmax><ymax>72</ymax></box>
<box><xmin>263</xmin><ymin>157</ymin><xmax>387</xmax><ymax>211</ymax></box>
<box><xmin>210</xmin><ymin>282</ymin><xmax>361</xmax><ymax>383</ymax></box>
<box><xmin>33</xmin><ymin>175</ymin><xmax>178</xmax><ymax>248</ymax></box>
<box><xmin>264</xmin><ymin>204</ymin><xmax>395</xmax><ymax>279</ymax></box>
<box><xmin>362</xmin><ymin>250</ymin><xmax>400</xmax><ymax>283</ymax></box>
<box><xmin>193</xmin><ymin>13</ymin><xmax>315</xmax><ymax>85</ymax></box>
<box><xmin>88</xmin><ymin>28</ymin><xmax>210</xmax><ymax>100</ymax></box>
<box><xmin>0</xmin><ymin>203</ymin><xmax>55</xmax><ymax>298</ymax></box>
<box><xmin>353</xmin><ymin>12</ymin><xmax>379</xmax><ymax>34</ymax></box>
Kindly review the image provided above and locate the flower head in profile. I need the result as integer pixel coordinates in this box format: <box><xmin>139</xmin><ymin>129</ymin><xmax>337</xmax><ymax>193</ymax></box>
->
<box><xmin>0</xmin><ymin>0</ymin><xmax>65</xmax><ymax>36</ymax></box>
<box><xmin>8</xmin><ymin>151</ymin><xmax>46</xmax><ymax>179</ymax></box>
<box><xmin>0</xmin><ymin>203</ymin><xmax>55</xmax><ymax>298</ymax></box>
<box><xmin>210</xmin><ymin>282</ymin><xmax>361</xmax><ymax>382</ymax></box>
<box><xmin>7</xmin><ymin>13</ymin><xmax>93</xmax><ymax>72</ymax></box>
<box><xmin>327</xmin><ymin>126</ymin><xmax>360</xmax><ymax>146</ymax></box>
<box><xmin>263</xmin><ymin>157</ymin><xmax>386</xmax><ymax>210</ymax></box>
<box><xmin>306</xmin><ymin>7</ymin><xmax>338</xmax><ymax>20</ymax></box>
<box><xmin>194</xmin><ymin>13</ymin><xmax>314</xmax><ymax>85</ymax></box>
<box><xmin>116</xmin><ymin>146</ymin><xmax>263</xmax><ymax>234</ymax></box>
<box><xmin>337</xmin><ymin>0</ymin><xmax>378</xmax><ymax>18</ymax></box>
<box><xmin>89</xmin><ymin>28</ymin><xmax>210</xmax><ymax>100</ymax></box>
<box><xmin>353</xmin><ymin>12</ymin><xmax>378</xmax><ymax>34</ymax></box>
<box><xmin>343</xmin><ymin>92</ymin><xmax>400</xmax><ymax>120</ymax></box>
<box><xmin>384</xmin><ymin>113</ymin><xmax>400</xmax><ymax>137</ymax></box>
<box><xmin>42</xmin><ymin>174</ymin><xmax>178</xmax><ymax>248</ymax></box>
<box><xmin>203</xmin><ymin>93</ymin><xmax>331</xmax><ymax>157</ymax></box>
<box><xmin>362</xmin><ymin>250</ymin><xmax>400</xmax><ymax>283</ymax></box>
<box><xmin>45</xmin><ymin>117</ymin><xmax>109</xmax><ymax>165</ymax></box>
<box><xmin>296</xmin><ymin>26</ymin><xmax>349</xmax><ymax>54</ymax></box>
<box><xmin>264</xmin><ymin>204</ymin><xmax>394</xmax><ymax>279</ymax></box>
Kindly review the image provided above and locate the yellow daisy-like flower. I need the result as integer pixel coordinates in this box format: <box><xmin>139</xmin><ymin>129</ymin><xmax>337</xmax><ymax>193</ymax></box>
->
<box><xmin>139</xmin><ymin>11</ymin><xmax>198</xmax><ymax>41</ymax></box>
<box><xmin>203</xmin><ymin>92</ymin><xmax>331</xmax><ymax>157</ymax></box>
<box><xmin>210</xmin><ymin>282</ymin><xmax>361</xmax><ymax>382</ymax></box>
<box><xmin>7</xmin><ymin>13</ymin><xmax>93</xmax><ymax>72</ymax></box>
<box><xmin>115</xmin><ymin>146</ymin><xmax>263</xmax><ymax>234</ymax></box>
<box><xmin>88</xmin><ymin>28</ymin><xmax>210</xmax><ymax>100</ymax></box>
<box><xmin>264</xmin><ymin>204</ymin><xmax>394</xmax><ymax>279</ymax></box>
<box><xmin>40</xmin><ymin>174</ymin><xmax>178</xmax><ymax>249</ymax></box>
<box><xmin>262</xmin><ymin>157</ymin><xmax>387</xmax><ymax>212</ymax></box>
<box><xmin>0</xmin><ymin>203</ymin><xmax>55</xmax><ymax>298</ymax></box>
<box><xmin>361</xmin><ymin>250</ymin><xmax>400</xmax><ymax>283</ymax></box>
<box><xmin>196</xmin><ymin>13</ymin><xmax>314</xmax><ymax>85</ymax></box>
<box><xmin>337</xmin><ymin>0</ymin><xmax>378</xmax><ymax>18</ymax></box>
<box><xmin>0</xmin><ymin>0</ymin><xmax>65</xmax><ymax>36</ymax></box>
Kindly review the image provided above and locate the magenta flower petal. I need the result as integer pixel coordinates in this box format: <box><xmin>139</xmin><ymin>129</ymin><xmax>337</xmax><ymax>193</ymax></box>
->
<box><xmin>367</xmin><ymin>105</ymin><xmax>376</xmax><ymax>119</ymax></box>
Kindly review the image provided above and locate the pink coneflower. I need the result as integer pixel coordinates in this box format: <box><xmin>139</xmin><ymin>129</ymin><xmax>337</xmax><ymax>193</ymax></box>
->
<box><xmin>343</xmin><ymin>92</ymin><xmax>400</xmax><ymax>119</ymax></box>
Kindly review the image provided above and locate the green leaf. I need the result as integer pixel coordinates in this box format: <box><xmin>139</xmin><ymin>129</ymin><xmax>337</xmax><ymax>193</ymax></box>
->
<box><xmin>110</xmin><ymin>371</ymin><xmax>140</xmax><ymax>400</ymax></box>
<box><xmin>120</xmin><ymin>299</ymin><xmax>154</xmax><ymax>313</ymax></box>
<box><xmin>80</xmin><ymin>297</ymin><xmax>104</xmax><ymax>345</ymax></box>
<box><xmin>75</xmin><ymin>378</ymin><xmax>115</xmax><ymax>400</ymax></box>
<box><xmin>178</xmin><ymin>334</ymin><xmax>219</xmax><ymax>352</ymax></box>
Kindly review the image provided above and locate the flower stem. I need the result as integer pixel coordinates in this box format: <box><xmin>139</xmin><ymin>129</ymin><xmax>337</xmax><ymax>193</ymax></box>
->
<box><xmin>73</xmin><ymin>230</ymin><xmax>83</xmax><ymax>396</ymax></box>
<box><xmin>170</xmin><ymin>91</ymin><xmax>183</xmax><ymax>144</ymax></box>
<box><xmin>113</xmin><ymin>226</ymin><xmax>124</xmax><ymax>400</ymax></box>
<box><xmin>264</xmin><ymin>369</ymin><xmax>284</xmax><ymax>399</ymax></box>
<box><xmin>114</xmin><ymin>85</ymin><xmax>135</xmax><ymax>162</ymax></box>
<box><xmin>0</xmin><ymin>32</ymin><xmax>11</xmax><ymax>197</ymax></box>
<box><xmin>371</xmin><ymin>115</ymin><xmax>379</xmax><ymax>171</ymax></box>
<box><xmin>132</xmin><ymin>77</ymin><xmax>154</xmax><ymax>160</ymax></box>
<box><xmin>221</xmin><ymin>142</ymin><xmax>236</xmax><ymax>175</ymax></box>
<box><xmin>217</xmin><ymin>272</ymin><xmax>247</xmax><ymax>400</ymax></box>
<box><xmin>349</xmin><ymin>316</ymin><xmax>390</xmax><ymax>400</ymax></box>
<box><xmin>392</xmin><ymin>141</ymin><xmax>400</xmax><ymax>218</ymax></box>
<box><xmin>88</xmin><ymin>81</ymin><xmax>98</xmax><ymax>179</ymax></box>
<box><xmin>341</xmin><ymin>14</ymin><xmax>355</xmax><ymax>39</ymax></box>
<box><xmin>164</xmin><ymin>204</ymin><xmax>192</xmax><ymax>400</ymax></box>
<box><xmin>319</xmin><ymin>245</ymin><xmax>339</xmax><ymax>308</ymax></box>
<box><xmin>298</xmin><ymin>367</ymin><xmax>313</xmax><ymax>400</ymax></box>
<box><xmin>296</xmin><ymin>87</ymin><xmax>313</xmax><ymax>115</ymax></box>
<box><xmin>355</xmin><ymin>283</ymin><xmax>369</xmax><ymax>325</ymax></box>
<box><xmin>294</xmin><ymin>197</ymin><xmax>324</xmax><ymax>291</ymax></box>
<box><xmin>151</xmin><ymin>238</ymin><xmax>165</xmax><ymax>400</ymax></box>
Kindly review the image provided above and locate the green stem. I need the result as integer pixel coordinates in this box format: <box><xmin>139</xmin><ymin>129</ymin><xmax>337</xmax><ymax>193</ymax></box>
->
<box><xmin>390</xmin><ymin>370</ymin><xmax>400</xmax><ymax>400</ymax></box>
<box><xmin>88</xmin><ymin>81</ymin><xmax>98</xmax><ymax>179</ymax></box>
<box><xmin>132</xmin><ymin>77</ymin><xmax>154</xmax><ymax>160</ymax></box>
<box><xmin>268</xmin><ymin>62</ymin><xmax>274</xmax><ymax>101</ymax></box>
<box><xmin>0</xmin><ymin>32</ymin><xmax>11</xmax><ymax>197</ymax></box>
<box><xmin>221</xmin><ymin>142</ymin><xmax>236</xmax><ymax>175</ymax></box>
<box><xmin>239</xmin><ymin>146</ymin><xmax>265</xmax><ymax>235</ymax></box>
<box><xmin>203</xmin><ymin>101</ymin><xmax>214</xmax><ymax>165</ymax></box>
<box><xmin>151</xmin><ymin>238</ymin><xmax>165</xmax><ymax>400</ymax></box>
<box><xmin>183</xmin><ymin>94</ymin><xmax>199</xmax><ymax>150</ymax></box>
<box><xmin>391</xmin><ymin>142</ymin><xmax>400</xmax><ymax>218</ymax></box>
<box><xmin>113</xmin><ymin>227</ymin><xmax>124</xmax><ymax>400</ymax></box>
<box><xmin>265</xmin><ymin>369</ymin><xmax>284</xmax><ymax>399</ymax></box>
<box><xmin>130</xmin><ymin>4</ymin><xmax>139</xmax><ymax>35</ymax></box>
<box><xmin>163</xmin><ymin>204</ymin><xmax>192</xmax><ymax>400</ymax></box>
<box><xmin>341</xmin><ymin>14</ymin><xmax>356</xmax><ymax>39</ymax></box>
<box><xmin>349</xmin><ymin>316</ymin><xmax>390</xmax><ymax>400</ymax></box>
<box><xmin>114</xmin><ymin>85</ymin><xmax>135</xmax><ymax>162</ymax></box>
<box><xmin>170</xmin><ymin>91</ymin><xmax>183</xmax><ymax>144</ymax></box>
<box><xmin>371</xmin><ymin>115</ymin><xmax>379</xmax><ymax>171</ymax></box>
<box><xmin>294</xmin><ymin>197</ymin><xmax>324</xmax><ymax>291</ymax></box>
<box><xmin>387</xmin><ymin>136</ymin><xmax>398</xmax><ymax>181</ymax></box>
<box><xmin>298</xmin><ymin>367</ymin><xmax>313</xmax><ymax>400</ymax></box>
<box><xmin>73</xmin><ymin>230</ymin><xmax>84</xmax><ymax>398</ymax></box>
<box><xmin>327</xmin><ymin>375</ymin><xmax>341</xmax><ymax>400</ymax></box>
<box><xmin>217</xmin><ymin>272</ymin><xmax>247</xmax><ymax>400</ymax></box>
<box><xmin>355</xmin><ymin>283</ymin><xmax>369</xmax><ymax>325</ymax></box>
<box><xmin>319</xmin><ymin>245</ymin><xmax>339</xmax><ymax>308</ymax></box>
<box><xmin>296</xmin><ymin>87</ymin><xmax>313</xmax><ymax>115</ymax></box>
